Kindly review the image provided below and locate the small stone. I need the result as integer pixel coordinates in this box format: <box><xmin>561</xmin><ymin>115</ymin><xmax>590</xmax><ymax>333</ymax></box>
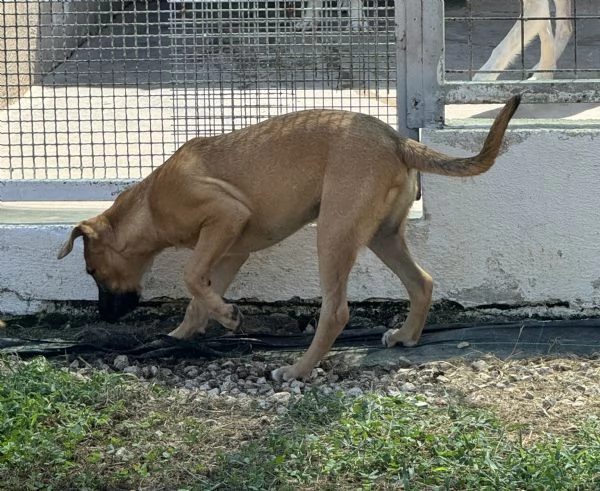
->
<box><xmin>69</xmin><ymin>359</ymin><xmax>80</xmax><ymax>370</ymax></box>
<box><xmin>113</xmin><ymin>355</ymin><xmax>130</xmax><ymax>371</ymax></box>
<box><xmin>123</xmin><ymin>366</ymin><xmax>140</xmax><ymax>376</ymax></box>
<box><xmin>270</xmin><ymin>392</ymin><xmax>292</xmax><ymax>404</ymax></box>
<box><xmin>207</xmin><ymin>387</ymin><xmax>220</xmax><ymax>397</ymax></box>
<box><xmin>320</xmin><ymin>386</ymin><xmax>334</xmax><ymax>396</ymax></box>
<box><xmin>115</xmin><ymin>447</ymin><xmax>132</xmax><ymax>461</ymax></box>
<box><xmin>457</xmin><ymin>341</ymin><xmax>470</xmax><ymax>349</ymax></box>
<box><xmin>396</xmin><ymin>357</ymin><xmax>413</xmax><ymax>368</ymax></box>
<box><xmin>259</xmin><ymin>385</ymin><xmax>274</xmax><ymax>395</ymax></box>
<box><xmin>206</xmin><ymin>363</ymin><xmax>220</xmax><ymax>371</ymax></box>
<box><xmin>198</xmin><ymin>382</ymin><xmax>212</xmax><ymax>391</ymax></box>
<box><xmin>183</xmin><ymin>366</ymin><xmax>200</xmax><ymax>378</ymax></box>
<box><xmin>290</xmin><ymin>380</ymin><xmax>304</xmax><ymax>389</ymax></box>
<box><xmin>471</xmin><ymin>360</ymin><xmax>488</xmax><ymax>372</ymax></box>
<box><xmin>276</xmin><ymin>405</ymin><xmax>289</xmax><ymax>415</ymax></box>
<box><xmin>400</xmin><ymin>382</ymin><xmax>417</xmax><ymax>393</ymax></box>
<box><xmin>347</xmin><ymin>387</ymin><xmax>363</xmax><ymax>397</ymax></box>
<box><xmin>142</xmin><ymin>365</ymin><xmax>159</xmax><ymax>378</ymax></box>
<box><xmin>414</xmin><ymin>400</ymin><xmax>429</xmax><ymax>408</ymax></box>
<box><xmin>256</xmin><ymin>376</ymin><xmax>268</xmax><ymax>386</ymax></box>
<box><xmin>184</xmin><ymin>379</ymin><xmax>198</xmax><ymax>390</ymax></box>
<box><xmin>160</xmin><ymin>368</ymin><xmax>173</xmax><ymax>378</ymax></box>
<box><xmin>221</xmin><ymin>380</ymin><xmax>237</xmax><ymax>392</ymax></box>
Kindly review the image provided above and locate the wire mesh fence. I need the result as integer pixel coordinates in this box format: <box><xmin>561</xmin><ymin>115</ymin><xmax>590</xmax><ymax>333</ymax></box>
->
<box><xmin>0</xmin><ymin>0</ymin><xmax>396</xmax><ymax>182</ymax></box>
<box><xmin>1</xmin><ymin>0</ymin><xmax>598</xmax><ymax>186</ymax></box>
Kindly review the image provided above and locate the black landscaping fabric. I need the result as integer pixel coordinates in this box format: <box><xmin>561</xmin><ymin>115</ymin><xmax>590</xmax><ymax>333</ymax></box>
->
<box><xmin>1</xmin><ymin>317</ymin><xmax>600</xmax><ymax>363</ymax></box>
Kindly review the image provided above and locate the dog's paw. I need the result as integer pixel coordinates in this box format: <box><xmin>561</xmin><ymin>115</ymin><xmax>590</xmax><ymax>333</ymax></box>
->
<box><xmin>382</xmin><ymin>328</ymin><xmax>419</xmax><ymax>348</ymax></box>
<box><xmin>271</xmin><ymin>364</ymin><xmax>309</xmax><ymax>382</ymax></box>
<box><xmin>348</xmin><ymin>17</ymin><xmax>367</xmax><ymax>31</ymax></box>
<box><xmin>382</xmin><ymin>329</ymin><xmax>399</xmax><ymax>348</ymax></box>
<box><xmin>216</xmin><ymin>304</ymin><xmax>243</xmax><ymax>332</ymax></box>
<box><xmin>168</xmin><ymin>323</ymin><xmax>207</xmax><ymax>339</ymax></box>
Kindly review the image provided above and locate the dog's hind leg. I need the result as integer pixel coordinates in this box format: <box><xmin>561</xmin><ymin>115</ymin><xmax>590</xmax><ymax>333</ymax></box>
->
<box><xmin>169</xmin><ymin>253</ymin><xmax>249</xmax><ymax>339</ymax></box>
<box><xmin>369</xmin><ymin>224</ymin><xmax>433</xmax><ymax>348</ymax></box>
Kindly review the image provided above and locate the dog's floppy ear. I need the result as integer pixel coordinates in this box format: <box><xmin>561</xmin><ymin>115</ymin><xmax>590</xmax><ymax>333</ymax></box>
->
<box><xmin>57</xmin><ymin>222</ymin><xmax>97</xmax><ymax>259</ymax></box>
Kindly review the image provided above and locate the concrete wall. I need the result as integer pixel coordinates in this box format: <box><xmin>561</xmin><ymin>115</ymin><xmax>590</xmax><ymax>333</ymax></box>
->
<box><xmin>2</xmin><ymin>117</ymin><xmax>600</xmax><ymax>315</ymax></box>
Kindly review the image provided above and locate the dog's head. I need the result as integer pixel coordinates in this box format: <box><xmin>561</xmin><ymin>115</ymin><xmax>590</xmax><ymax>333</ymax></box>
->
<box><xmin>57</xmin><ymin>215</ymin><xmax>142</xmax><ymax>322</ymax></box>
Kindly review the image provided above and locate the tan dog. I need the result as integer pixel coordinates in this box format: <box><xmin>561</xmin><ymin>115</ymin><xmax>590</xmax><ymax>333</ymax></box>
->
<box><xmin>58</xmin><ymin>95</ymin><xmax>520</xmax><ymax>381</ymax></box>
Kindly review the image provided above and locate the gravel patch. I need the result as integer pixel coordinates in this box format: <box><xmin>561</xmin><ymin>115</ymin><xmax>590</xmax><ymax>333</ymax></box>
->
<box><xmin>56</xmin><ymin>349</ymin><xmax>600</xmax><ymax>440</ymax></box>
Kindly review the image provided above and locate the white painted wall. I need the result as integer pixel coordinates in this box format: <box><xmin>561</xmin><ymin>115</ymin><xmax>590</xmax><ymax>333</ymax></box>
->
<box><xmin>2</xmin><ymin>121</ymin><xmax>600</xmax><ymax>314</ymax></box>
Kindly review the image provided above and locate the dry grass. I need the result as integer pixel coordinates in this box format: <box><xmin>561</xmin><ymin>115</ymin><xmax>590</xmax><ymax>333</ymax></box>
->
<box><xmin>427</xmin><ymin>355</ymin><xmax>600</xmax><ymax>442</ymax></box>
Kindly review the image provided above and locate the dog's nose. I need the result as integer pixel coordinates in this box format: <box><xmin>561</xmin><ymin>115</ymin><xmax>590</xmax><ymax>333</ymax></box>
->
<box><xmin>98</xmin><ymin>289</ymin><xmax>140</xmax><ymax>322</ymax></box>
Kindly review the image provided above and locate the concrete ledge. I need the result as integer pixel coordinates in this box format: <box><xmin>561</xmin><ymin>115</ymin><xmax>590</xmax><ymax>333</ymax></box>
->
<box><xmin>2</xmin><ymin>124</ymin><xmax>600</xmax><ymax>316</ymax></box>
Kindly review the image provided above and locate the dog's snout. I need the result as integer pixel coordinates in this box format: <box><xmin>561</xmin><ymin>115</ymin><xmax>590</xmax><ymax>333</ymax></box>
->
<box><xmin>98</xmin><ymin>289</ymin><xmax>140</xmax><ymax>323</ymax></box>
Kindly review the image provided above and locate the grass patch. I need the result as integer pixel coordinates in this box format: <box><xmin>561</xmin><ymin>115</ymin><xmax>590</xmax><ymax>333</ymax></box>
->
<box><xmin>212</xmin><ymin>391</ymin><xmax>600</xmax><ymax>490</ymax></box>
<box><xmin>0</xmin><ymin>356</ymin><xmax>251</xmax><ymax>490</ymax></box>
<box><xmin>1</xmin><ymin>356</ymin><xmax>599</xmax><ymax>490</ymax></box>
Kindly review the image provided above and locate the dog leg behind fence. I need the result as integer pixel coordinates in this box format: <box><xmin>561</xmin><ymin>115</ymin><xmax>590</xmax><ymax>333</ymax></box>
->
<box><xmin>473</xmin><ymin>0</ymin><xmax>552</xmax><ymax>81</ymax></box>
<box><xmin>529</xmin><ymin>19</ymin><xmax>556</xmax><ymax>79</ymax></box>
<box><xmin>296</xmin><ymin>0</ymin><xmax>322</xmax><ymax>30</ymax></box>
<box><xmin>169</xmin><ymin>253</ymin><xmax>249</xmax><ymax>339</ymax></box>
<box><xmin>348</xmin><ymin>0</ymin><xmax>365</xmax><ymax>30</ymax></box>
<box><xmin>369</xmin><ymin>227</ymin><xmax>433</xmax><ymax>348</ymax></box>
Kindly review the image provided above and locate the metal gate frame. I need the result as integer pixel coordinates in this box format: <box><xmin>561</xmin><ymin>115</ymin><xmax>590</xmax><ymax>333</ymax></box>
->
<box><xmin>399</xmin><ymin>0</ymin><xmax>600</xmax><ymax>133</ymax></box>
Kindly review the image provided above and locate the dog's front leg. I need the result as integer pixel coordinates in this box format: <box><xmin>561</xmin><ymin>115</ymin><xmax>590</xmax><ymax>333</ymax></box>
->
<box><xmin>474</xmin><ymin>0</ymin><xmax>550</xmax><ymax>81</ymax></box>
<box><xmin>169</xmin><ymin>253</ymin><xmax>249</xmax><ymax>338</ymax></box>
<box><xmin>272</xmin><ymin>228</ymin><xmax>356</xmax><ymax>381</ymax></box>
<box><xmin>169</xmin><ymin>194</ymin><xmax>250</xmax><ymax>337</ymax></box>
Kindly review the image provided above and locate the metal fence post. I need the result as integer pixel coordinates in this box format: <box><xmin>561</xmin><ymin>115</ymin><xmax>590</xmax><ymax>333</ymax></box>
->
<box><xmin>396</xmin><ymin>0</ymin><xmax>445</xmax><ymax>137</ymax></box>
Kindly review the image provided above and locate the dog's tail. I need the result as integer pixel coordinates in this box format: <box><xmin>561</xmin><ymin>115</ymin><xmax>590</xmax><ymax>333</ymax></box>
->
<box><xmin>401</xmin><ymin>95</ymin><xmax>521</xmax><ymax>177</ymax></box>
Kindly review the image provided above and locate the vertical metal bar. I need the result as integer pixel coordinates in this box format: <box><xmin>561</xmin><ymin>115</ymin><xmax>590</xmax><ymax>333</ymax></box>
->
<box><xmin>421</xmin><ymin>0</ymin><xmax>444</xmax><ymax>128</ymax></box>
<box><xmin>394</xmin><ymin>0</ymin><xmax>418</xmax><ymax>139</ymax></box>
<box><xmin>397</xmin><ymin>0</ymin><xmax>444</xmax><ymax>134</ymax></box>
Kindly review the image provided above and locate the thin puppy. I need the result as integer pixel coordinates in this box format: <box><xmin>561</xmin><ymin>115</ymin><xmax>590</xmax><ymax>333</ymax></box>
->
<box><xmin>59</xmin><ymin>95</ymin><xmax>521</xmax><ymax>381</ymax></box>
